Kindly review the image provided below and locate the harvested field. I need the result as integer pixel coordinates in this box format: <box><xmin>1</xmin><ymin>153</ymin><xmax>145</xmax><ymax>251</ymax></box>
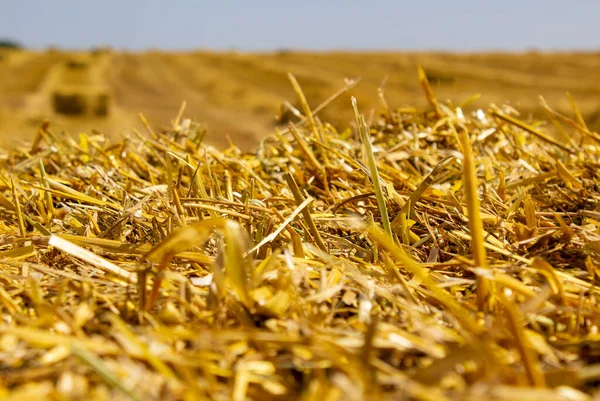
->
<box><xmin>0</xmin><ymin>70</ymin><xmax>600</xmax><ymax>400</ymax></box>
<box><xmin>1</xmin><ymin>50</ymin><xmax>600</xmax><ymax>150</ymax></box>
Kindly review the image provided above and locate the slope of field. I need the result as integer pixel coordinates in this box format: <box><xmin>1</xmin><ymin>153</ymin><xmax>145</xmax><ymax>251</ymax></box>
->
<box><xmin>1</xmin><ymin>49</ymin><xmax>599</xmax><ymax>150</ymax></box>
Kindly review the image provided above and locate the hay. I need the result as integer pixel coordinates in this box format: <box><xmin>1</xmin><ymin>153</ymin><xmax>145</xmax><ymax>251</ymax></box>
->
<box><xmin>92</xmin><ymin>92</ymin><xmax>111</xmax><ymax>117</ymax></box>
<box><xmin>51</xmin><ymin>89</ymin><xmax>87</xmax><ymax>116</ymax></box>
<box><xmin>1</xmin><ymin>71</ymin><xmax>600</xmax><ymax>401</ymax></box>
<box><xmin>51</xmin><ymin>86</ymin><xmax>111</xmax><ymax>117</ymax></box>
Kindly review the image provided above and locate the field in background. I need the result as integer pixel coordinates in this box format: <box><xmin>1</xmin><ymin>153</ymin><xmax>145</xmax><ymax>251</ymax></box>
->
<box><xmin>1</xmin><ymin>49</ymin><xmax>599</xmax><ymax>150</ymax></box>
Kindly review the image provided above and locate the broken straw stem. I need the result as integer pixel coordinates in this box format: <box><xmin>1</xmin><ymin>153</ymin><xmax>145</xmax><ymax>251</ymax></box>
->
<box><xmin>284</xmin><ymin>173</ymin><xmax>327</xmax><ymax>252</ymax></box>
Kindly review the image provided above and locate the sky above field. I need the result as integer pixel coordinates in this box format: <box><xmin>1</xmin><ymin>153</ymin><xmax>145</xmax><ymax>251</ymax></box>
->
<box><xmin>2</xmin><ymin>0</ymin><xmax>599</xmax><ymax>51</ymax></box>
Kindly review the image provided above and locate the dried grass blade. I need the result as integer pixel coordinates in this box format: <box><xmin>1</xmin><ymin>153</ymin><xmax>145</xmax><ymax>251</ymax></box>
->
<box><xmin>246</xmin><ymin>196</ymin><xmax>312</xmax><ymax>256</ymax></box>
<box><xmin>391</xmin><ymin>156</ymin><xmax>455</xmax><ymax>231</ymax></box>
<box><xmin>367</xmin><ymin>224</ymin><xmax>483</xmax><ymax>335</ymax></box>
<box><xmin>456</xmin><ymin>124</ymin><xmax>491</xmax><ymax>311</ymax></box>
<box><xmin>524</xmin><ymin>195</ymin><xmax>538</xmax><ymax>231</ymax></box>
<box><xmin>566</xmin><ymin>92</ymin><xmax>589</xmax><ymax>131</ymax></box>
<box><xmin>139</xmin><ymin>112</ymin><xmax>158</xmax><ymax>140</ymax></box>
<box><xmin>0</xmin><ymin>244</ymin><xmax>35</xmax><ymax>260</ymax></box>
<box><xmin>224</xmin><ymin>220</ymin><xmax>253</xmax><ymax>308</ymax></box>
<box><xmin>491</xmin><ymin>109</ymin><xmax>573</xmax><ymax>153</ymax></box>
<box><xmin>30</xmin><ymin>120</ymin><xmax>49</xmax><ymax>154</ymax></box>
<box><xmin>45</xmin><ymin>178</ymin><xmax>113</xmax><ymax>207</ymax></box>
<box><xmin>487</xmin><ymin>271</ymin><xmax>536</xmax><ymax>300</ymax></box>
<box><xmin>108</xmin><ymin>314</ymin><xmax>178</xmax><ymax>380</ymax></box>
<box><xmin>288</xmin><ymin>123</ymin><xmax>323</xmax><ymax>174</ymax></box>
<box><xmin>0</xmin><ymin>191</ymin><xmax>15</xmax><ymax>211</ymax></box>
<box><xmin>49</xmin><ymin>235</ymin><xmax>137</xmax><ymax>284</ymax></box>
<box><xmin>58</xmin><ymin>234</ymin><xmax>212</xmax><ymax>264</ymax></box>
<box><xmin>451</xmin><ymin>230</ymin><xmax>531</xmax><ymax>264</ymax></box>
<box><xmin>353</xmin><ymin>97</ymin><xmax>393</xmax><ymax>239</ymax></box>
<box><xmin>556</xmin><ymin>160</ymin><xmax>583</xmax><ymax>189</ymax></box>
<box><xmin>539</xmin><ymin>97</ymin><xmax>577</xmax><ymax>149</ymax></box>
<box><xmin>288</xmin><ymin>73</ymin><xmax>319</xmax><ymax>140</ymax></box>
<box><xmin>497</xmin><ymin>293</ymin><xmax>546</xmax><ymax>387</ymax></box>
<box><xmin>144</xmin><ymin>218</ymin><xmax>228</xmax><ymax>265</ymax></box>
<box><xmin>284</xmin><ymin>173</ymin><xmax>327</xmax><ymax>252</ymax></box>
<box><xmin>185</xmin><ymin>203</ymin><xmax>250</xmax><ymax>220</ymax></box>
<box><xmin>530</xmin><ymin>258</ymin><xmax>566</xmax><ymax>305</ymax></box>
<box><xmin>540</xmin><ymin>95</ymin><xmax>600</xmax><ymax>142</ymax></box>
<box><xmin>145</xmin><ymin>218</ymin><xmax>228</xmax><ymax>309</ymax></box>
<box><xmin>10</xmin><ymin>176</ymin><xmax>26</xmax><ymax>238</ymax></box>
<box><xmin>2</xmin><ymin>325</ymin><xmax>119</xmax><ymax>353</ymax></box>
<box><xmin>312</xmin><ymin>77</ymin><xmax>361</xmax><ymax>116</ymax></box>
<box><xmin>506</xmin><ymin>171</ymin><xmax>556</xmax><ymax>190</ymax></box>
<box><xmin>71</xmin><ymin>343</ymin><xmax>144</xmax><ymax>401</ymax></box>
<box><xmin>418</xmin><ymin>66</ymin><xmax>443</xmax><ymax>118</ymax></box>
<box><xmin>38</xmin><ymin>160</ymin><xmax>54</xmax><ymax>220</ymax></box>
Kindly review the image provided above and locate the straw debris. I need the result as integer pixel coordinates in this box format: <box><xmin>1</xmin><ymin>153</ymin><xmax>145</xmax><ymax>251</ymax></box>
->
<box><xmin>1</xmin><ymin>69</ymin><xmax>600</xmax><ymax>401</ymax></box>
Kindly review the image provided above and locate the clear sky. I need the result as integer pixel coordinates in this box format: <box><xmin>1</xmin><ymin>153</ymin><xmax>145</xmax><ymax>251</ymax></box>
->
<box><xmin>2</xmin><ymin>0</ymin><xmax>599</xmax><ymax>51</ymax></box>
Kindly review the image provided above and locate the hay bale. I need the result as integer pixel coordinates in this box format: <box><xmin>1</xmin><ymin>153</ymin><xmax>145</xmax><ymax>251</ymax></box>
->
<box><xmin>51</xmin><ymin>89</ymin><xmax>87</xmax><ymax>116</ymax></box>
<box><xmin>51</xmin><ymin>86</ymin><xmax>111</xmax><ymax>118</ymax></box>
<box><xmin>92</xmin><ymin>91</ymin><xmax>111</xmax><ymax>117</ymax></box>
<box><xmin>422</xmin><ymin>68</ymin><xmax>455</xmax><ymax>85</ymax></box>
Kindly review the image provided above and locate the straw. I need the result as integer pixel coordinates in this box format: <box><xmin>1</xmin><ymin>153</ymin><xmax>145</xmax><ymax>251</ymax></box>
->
<box><xmin>0</xmin><ymin>67</ymin><xmax>599</xmax><ymax>401</ymax></box>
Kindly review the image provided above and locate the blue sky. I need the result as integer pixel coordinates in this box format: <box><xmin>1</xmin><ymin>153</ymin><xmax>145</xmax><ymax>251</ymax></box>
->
<box><xmin>2</xmin><ymin>0</ymin><xmax>598</xmax><ymax>51</ymax></box>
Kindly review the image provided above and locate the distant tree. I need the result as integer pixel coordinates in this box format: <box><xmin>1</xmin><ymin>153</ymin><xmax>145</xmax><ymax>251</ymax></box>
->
<box><xmin>91</xmin><ymin>45</ymin><xmax>113</xmax><ymax>56</ymax></box>
<box><xmin>0</xmin><ymin>39</ymin><xmax>23</xmax><ymax>49</ymax></box>
<box><xmin>275</xmin><ymin>48</ymin><xmax>292</xmax><ymax>56</ymax></box>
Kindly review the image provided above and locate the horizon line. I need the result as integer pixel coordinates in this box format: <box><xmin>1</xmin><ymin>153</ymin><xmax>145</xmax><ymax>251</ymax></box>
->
<box><xmin>7</xmin><ymin>45</ymin><xmax>600</xmax><ymax>54</ymax></box>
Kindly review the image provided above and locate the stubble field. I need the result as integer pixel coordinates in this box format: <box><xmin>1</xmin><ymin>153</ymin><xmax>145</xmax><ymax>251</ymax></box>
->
<box><xmin>1</xmin><ymin>49</ymin><xmax>599</xmax><ymax>149</ymax></box>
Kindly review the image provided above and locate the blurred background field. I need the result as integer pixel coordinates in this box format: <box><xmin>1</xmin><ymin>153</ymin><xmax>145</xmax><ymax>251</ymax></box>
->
<box><xmin>1</xmin><ymin>47</ymin><xmax>600</xmax><ymax>150</ymax></box>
